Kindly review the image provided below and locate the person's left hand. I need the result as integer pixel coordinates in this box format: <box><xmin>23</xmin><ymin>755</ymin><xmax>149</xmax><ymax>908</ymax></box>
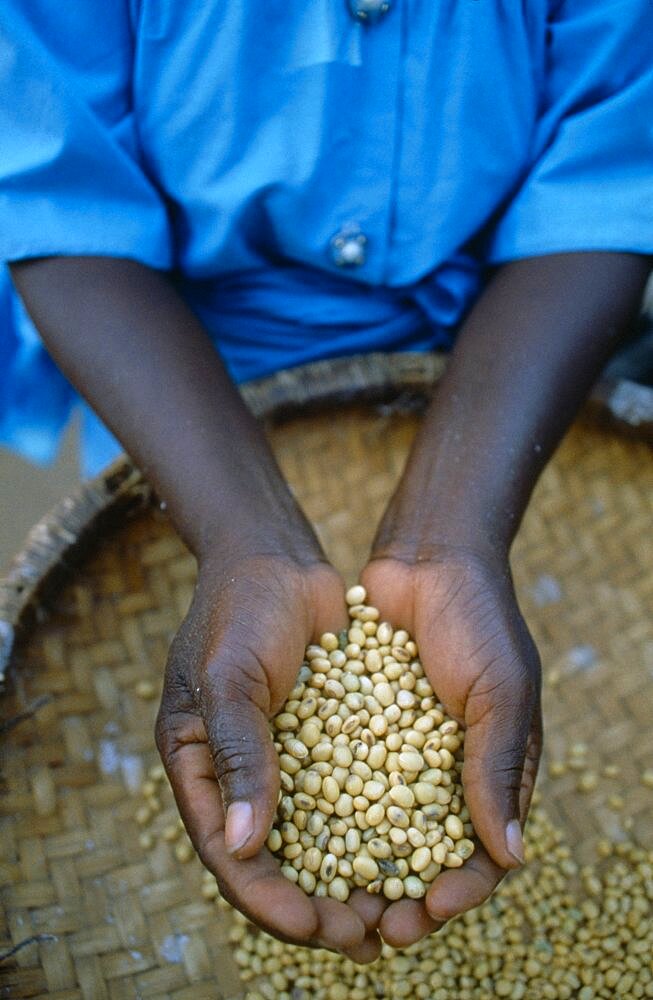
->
<box><xmin>359</xmin><ymin>547</ymin><xmax>542</xmax><ymax>948</ymax></box>
<box><xmin>155</xmin><ymin>552</ymin><xmax>383</xmax><ymax>962</ymax></box>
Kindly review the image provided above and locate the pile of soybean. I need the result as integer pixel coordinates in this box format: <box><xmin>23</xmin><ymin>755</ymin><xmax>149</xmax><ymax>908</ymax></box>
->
<box><xmin>266</xmin><ymin>585</ymin><xmax>474</xmax><ymax>902</ymax></box>
<box><xmin>222</xmin><ymin>803</ymin><xmax>653</xmax><ymax>1000</ymax></box>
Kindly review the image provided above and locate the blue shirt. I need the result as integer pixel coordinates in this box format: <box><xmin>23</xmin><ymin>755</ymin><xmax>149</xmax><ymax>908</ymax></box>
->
<box><xmin>1</xmin><ymin>0</ymin><xmax>652</xmax><ymax>473</ymax></box>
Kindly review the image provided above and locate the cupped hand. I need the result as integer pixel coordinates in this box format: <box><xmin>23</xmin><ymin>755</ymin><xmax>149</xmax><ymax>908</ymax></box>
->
<box><xmin>154</xmin><ymin>552</ymin><xmax>382</xmax><ymax>960</ymax></box>
<box><xmin>360</xmin><ymin>549</ymin><xmax>542</xmax><ymax>948</ymax></box>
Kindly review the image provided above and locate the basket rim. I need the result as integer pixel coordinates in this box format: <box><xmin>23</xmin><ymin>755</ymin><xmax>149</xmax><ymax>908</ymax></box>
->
<box><xmin>1</xmin><ymin>350</ymin><xmax>651</xmax><ymax>685</ymax></box>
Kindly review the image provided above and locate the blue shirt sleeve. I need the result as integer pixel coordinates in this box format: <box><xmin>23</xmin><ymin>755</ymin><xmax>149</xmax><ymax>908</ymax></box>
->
<box><xmin>489</xmin><ymin>0</ymin><xmax>653</xmax><ymax>262</ymax></box>
<box><xmin>0</xmin><ymin>2</ymin><xmax>172</xmax><ymax>266</ymax></box>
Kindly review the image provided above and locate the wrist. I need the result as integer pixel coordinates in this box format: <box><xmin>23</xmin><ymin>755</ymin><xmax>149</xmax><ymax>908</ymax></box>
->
<box><xmin>195</xmin><ymin>539</ymin><xmax>340</xmax><ymax>644</ymax></box>
<box><xmin>194</xmin><ymin>488</ymin><xmax>325</xmax><ymax>575</ymax></box>
<box><xmin>198</xmin><ymin>529</ymin><xmax>327</xmax><ymax>579</ymax></box>
<box><xmin>371</xmin><ymin>473</ymin><xmax>513</xmax><ymax>569</ymax></box>
<box><xmin>371</xmin><ymin>374</ymin><xmax>534</xmax><ymax>565</ymax></box>
<box><xmin>372</xmin><ymin>253</ymin><xmax>652</xmax><ymax>570</ymax></box>
<box><xmin>157</xmin><ymin>441</ymin><xmax>323</xmax><ymax>567</ymax></box>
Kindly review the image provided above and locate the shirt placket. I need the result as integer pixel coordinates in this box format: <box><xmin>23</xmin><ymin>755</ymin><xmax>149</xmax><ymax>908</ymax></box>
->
<box><xmin>327</xmin><ymin>0</ymin><xmax>405</xmax><ymax>284</ymax></box>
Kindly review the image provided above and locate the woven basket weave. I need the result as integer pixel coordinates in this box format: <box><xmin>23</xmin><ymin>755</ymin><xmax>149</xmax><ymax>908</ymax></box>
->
<box><xmin>1</xmin><ymin>353</ymin><xmax>652</xmax><ymax>999</ymax></box>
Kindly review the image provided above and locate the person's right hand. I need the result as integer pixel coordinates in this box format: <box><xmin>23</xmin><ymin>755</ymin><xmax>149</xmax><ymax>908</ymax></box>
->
<box><xmin>154</xmin><ymin>551</ymin><xmax>383</xmax><ymax>961</ymax></box>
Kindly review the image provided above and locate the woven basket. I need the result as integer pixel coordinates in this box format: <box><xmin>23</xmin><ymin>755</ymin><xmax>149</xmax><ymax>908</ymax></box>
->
<box><xmin>1</xmin><ymin>353</ymin><xmax>652</xmax><ymax>999</ymax></box>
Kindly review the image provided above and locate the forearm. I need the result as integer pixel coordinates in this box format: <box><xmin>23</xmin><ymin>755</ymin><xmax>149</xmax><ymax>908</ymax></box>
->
<box><xmin>373</xmin><ymin>252</ymin><xmax>651</xmax><ymax>561</ymax></box>
<box><xmin>10</xmin><ymin>257</ymin><xmax>320</xmax><ymax>562</ymax></box>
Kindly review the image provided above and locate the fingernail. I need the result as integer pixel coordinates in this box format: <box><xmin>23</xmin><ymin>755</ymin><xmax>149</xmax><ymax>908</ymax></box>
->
<box><xmin>505</xmin><ymin>819</ymin><xmax>525</xmax><ymax>865</ymax></box>
<box><xmin>226</xmin><ymin>801</ymin><xmax>254</xmax><ymax>854</ymax></box>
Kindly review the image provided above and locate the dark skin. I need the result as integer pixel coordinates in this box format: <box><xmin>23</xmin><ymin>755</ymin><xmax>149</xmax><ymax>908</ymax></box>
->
<box><xmin>11</xmin><ymin>251</ymin><xmax>651</xmax><ymax>958</ymax></box>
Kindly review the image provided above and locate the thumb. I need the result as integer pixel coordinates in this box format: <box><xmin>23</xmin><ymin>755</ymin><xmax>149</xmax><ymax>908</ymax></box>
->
<box><xmin>201</xmin><ymin>653</ymin><xmax>280</xmax><ymax>860</ymax></box>
<box><xmin>461</xmin><ymin>666</ymin><xmax>539</xmax><ymax>870</ymax></box>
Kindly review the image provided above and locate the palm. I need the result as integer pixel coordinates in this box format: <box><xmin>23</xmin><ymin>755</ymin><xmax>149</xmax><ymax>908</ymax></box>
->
<box><xmin>361</xmin><ymin>552</ymin><xmax>542</xmax><ymax>947</ymax></box>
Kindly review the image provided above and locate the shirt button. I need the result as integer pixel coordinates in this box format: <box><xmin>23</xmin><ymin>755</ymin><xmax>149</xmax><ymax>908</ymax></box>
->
<box><xmin>347</xmin><ymin>0</ymin><xmax>391</xmax><ymax>24</ymax></box>
<box><xmin>330</xmin><ymin>225</ymin><xmax>367</xmax><ymax>267</ymax></box>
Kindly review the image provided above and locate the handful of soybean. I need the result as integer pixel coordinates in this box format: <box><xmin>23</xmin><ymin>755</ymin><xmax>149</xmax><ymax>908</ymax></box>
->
<box><xmin>267</xmin><ymin>585</ymin><xmax>475</xmax><ymax>903</ymax></box>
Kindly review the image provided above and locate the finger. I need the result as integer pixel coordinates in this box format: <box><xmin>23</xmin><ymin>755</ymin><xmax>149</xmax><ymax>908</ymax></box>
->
<box><xmin>519</xmin><ymin>713</ymin><xmax>543</xmax><ymax>820</ymax></box>
<box><xmin>161</xmin><ymin>745</ymin><xmax>367</xmax><ymax>954</ymax></box>
<box><xmin>200</xmin><ymin>650</ymin><xmax>281</xmax><ymax>858</ymax></box>
<box><xmin>342</xmin><ymin>930</ymin><xmax>383</xmax><ymax>965</ymax></box>
<box><xmin>347</xmin><ymin>889</ymin><xmax>388</xmax><ymax>933</ymax></box>
<box><xmin>154</xmin><ymin>727</ymin><xmax>322</xmax><ymax>943</ymax></box>
<box><xmin>213</xmin><ymin>845</ymin><xmax>320</xmax><ymax>944</ymax></box>
<box><xmin>379</xmin><ymin>899</ymin><xmax>444</xmax><ymax>949</ymax></box>
<box><xmin>359</xmin><ymin>560</ymin><xmax>415</xmax><ymax>632</ymax></box>
<box><xmin>155</xmin><ymin>682</ymin><xmax>227</xmax><ymax>826</ymax></box>
<box><xmin>313</xmin><ymin>898</ymin><xmax>367</xmax><ymax>953</ymax></box>
<box><xmin>425</xmin><ymin>841</ymin><xmax>506</xmax><ymax>922</ymax></box>
<box><xmin>462</xmin><ymin>646</ymin><xmax>540</xmax><ymax>869</ymax></box>
<box><xmin>306</xmin><ymin>566</ymin><xmax>350</xmax><ymax>641</ymax></box>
